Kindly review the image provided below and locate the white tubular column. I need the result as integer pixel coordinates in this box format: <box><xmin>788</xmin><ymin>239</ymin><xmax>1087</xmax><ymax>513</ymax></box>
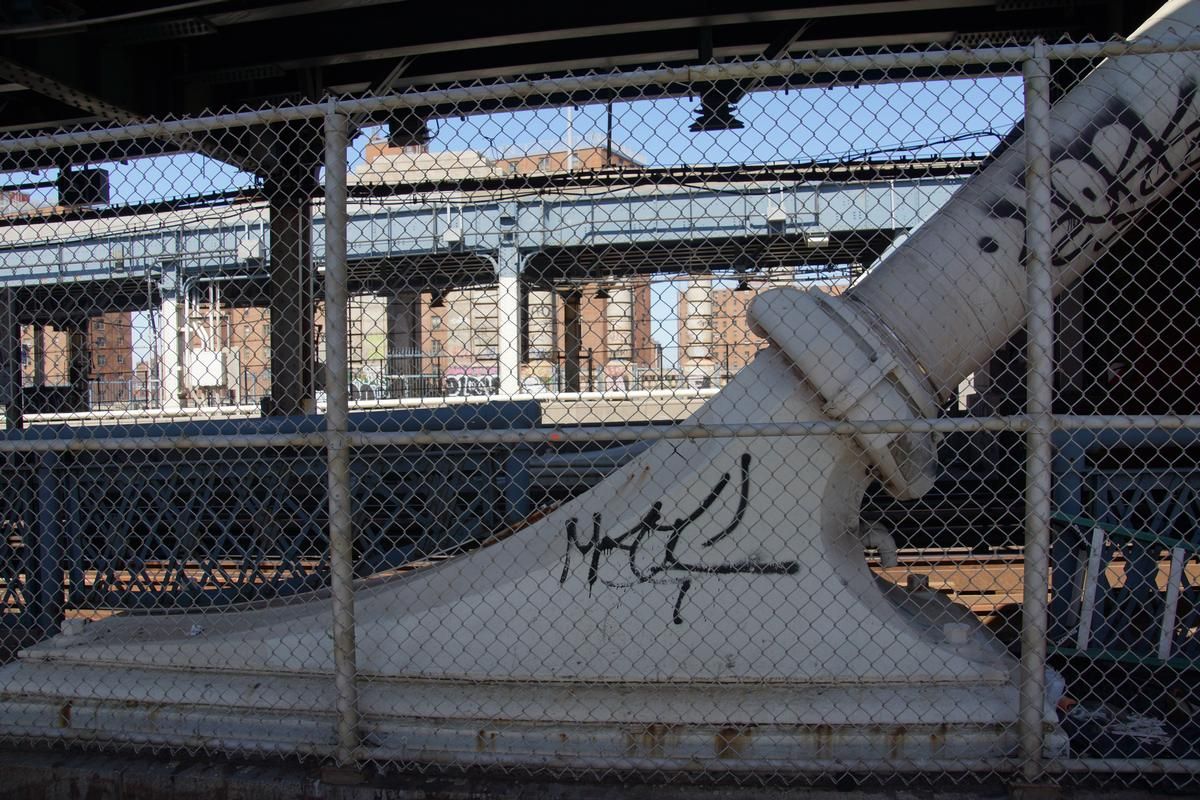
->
<box><xmin>496</xmin><ymin>212</ymin><xmax>522</xmax><ymax>397</ymax></box>
<box><xmin>683</xmin><ymin>277</ymin><xmax>715</xmax><ymax>386</ymax></box>
<box><xmin>158</xmin><ymin>289</ymin><xmax>181</xmax><ymax>412</ymax></box>
<box><xmin>850</xmin><ymin>0</ymin><xmax>1200</xmax><ymax>399</ymax></box>
<box><xmin>605</xmin><ymin>284</ymin><xmax>634</xmax><ymax>361</ymax></box>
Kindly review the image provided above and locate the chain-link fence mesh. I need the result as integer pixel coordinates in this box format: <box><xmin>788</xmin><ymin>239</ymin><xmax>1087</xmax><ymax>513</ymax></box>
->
<box><xmin>0</xmin><ymin>17</ymin><xmax>1196</xmax><ymax>792</ymax></box>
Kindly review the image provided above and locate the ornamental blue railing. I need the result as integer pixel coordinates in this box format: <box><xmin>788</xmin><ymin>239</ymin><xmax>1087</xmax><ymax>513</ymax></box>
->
<box><xmin>0</xmin><ymin>402</ymin><xmax>542</xmax><ymax>633</ymax></box>
<box><xmin>1051</xmin><ymin>428</ymin><xmax>1200</xmax><ymax>667</ymax></box>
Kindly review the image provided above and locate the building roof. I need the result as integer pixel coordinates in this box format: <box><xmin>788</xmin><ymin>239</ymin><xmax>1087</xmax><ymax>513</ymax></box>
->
<box><xmin>351</xmin><ymin>147</ymin><xmax>502</xmax><ymax>185</ymax></box>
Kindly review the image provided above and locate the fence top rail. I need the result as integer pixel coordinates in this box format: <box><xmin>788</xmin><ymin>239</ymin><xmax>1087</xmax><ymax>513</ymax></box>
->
<box><xmin>4</xmin><ymin>35</ymin><xmax>1200</xmax><ymax>158</ymax></box>
<box><xmin>0</xmin><ymin>414</ymin><xmax>1197</xmax><ymax>453</ymax></box>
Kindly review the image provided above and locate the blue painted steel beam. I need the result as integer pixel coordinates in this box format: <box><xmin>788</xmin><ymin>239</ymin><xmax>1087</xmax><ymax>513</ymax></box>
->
<box><xmin>0</xmin><ymin>177</ymin><xmax>964</xmax><ymax>292</ymax></box>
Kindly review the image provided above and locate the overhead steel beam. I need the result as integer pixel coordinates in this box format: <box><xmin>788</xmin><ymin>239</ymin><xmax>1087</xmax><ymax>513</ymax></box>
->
<box><xmin>216</xmin><ymin>0</ymin><xmax>993</xmax><ymax>75</ymax></box>
<box><xmin>385</xmin><ymin>31</ymin><xmax>957</xmax><ymax>90</ymax></box>
<box><xmin>291</xmin><ymin>0</ymin><xmax>994</xmax><ymax>68</ymax></box>
<box><xmin>0</xmin><ymin>56</ymin><xmax>276</xmax><ymax>175</ymax></box>
<box><xmin>205</xmin><ymin>0</ymin><xmax>413</xmax><ymax>27</ymax></box>
<box><xmin>0</xmin><ymin>57</ymin><xmax>138</xmax><ymax>124</ymax></box>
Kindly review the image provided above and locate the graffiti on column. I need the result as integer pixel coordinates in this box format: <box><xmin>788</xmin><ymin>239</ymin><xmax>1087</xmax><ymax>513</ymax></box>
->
<box><xmin>980</xmin><ymin>80</ymin><xmax>1200</xmax><ymax>270</ymax></box>
<box><xmin>558</xmin><ymin>453</ymin><xmax>801</xmax><ymax>624</ymax></box>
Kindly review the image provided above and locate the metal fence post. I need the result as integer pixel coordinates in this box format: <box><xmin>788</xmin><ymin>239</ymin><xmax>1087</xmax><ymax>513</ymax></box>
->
<box><xmin>323</xmin><ymin>106</ymin><xmax>360</xmax><ymax>763</ymax></box>
<box><xmin>1019</xmin><ymin>39</ymin><xmax>1054</xmax><ymax>782</ymax></box>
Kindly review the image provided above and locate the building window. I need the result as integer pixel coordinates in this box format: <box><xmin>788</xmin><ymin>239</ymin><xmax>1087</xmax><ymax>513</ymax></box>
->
<box><xmin>431</xmin><ymin>315</ymin><xmax>443</xmax><ymax>330</ymax></box>
<box><xmin>96</xmin><ymin>355</ymin><xmax>107</xmax><ymax>367</ymax></box>
<box><xmin>93</xmin><ymin>320</ymin><xmax>104</xmax><ymax>332</ymax></box>
<box><xmin>243</xmin><ymin>324</ymin><xmax>252</xmax><ymax>337</ymax></box>
<box><xmin>116</xmin><ymin>355</ymin><xmax>125</xmax><ymax>365</ymax></box>
<box><xmin>474</xmin><ymin>333</ymin><xmax>498</xmax><ymax>357</ymax></box>
<box><xmin>95</xmin><ymin>336</ymin><xmax>106</xmax><ymax>347</ymax></box>
<box><xmin>538</xmin><ymin>156</ymin><xmax>550</xmax><ymax>171</ymax></box>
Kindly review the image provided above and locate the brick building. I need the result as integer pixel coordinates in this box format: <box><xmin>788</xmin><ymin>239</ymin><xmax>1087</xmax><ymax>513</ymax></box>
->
<box><xmin>88</xmin><ymin>312</ymin><xmax>136</xmax><ymax>404</ymax></box>
<box><xmin>19</xmin><ymin>314</ymin><xmax>137</xmax><ymax>408</ymax></box>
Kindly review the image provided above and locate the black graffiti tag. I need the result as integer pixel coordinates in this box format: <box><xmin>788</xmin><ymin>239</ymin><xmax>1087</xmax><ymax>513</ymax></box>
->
<box><xmin>981</xmin><ymin>79</ymin><xmax>1200</xmax><ymax>269</ymax></box>
<box><xmin>558</xmin><ymin>453</ymin><xmax>800</xmax><ymax>624</ymax></box>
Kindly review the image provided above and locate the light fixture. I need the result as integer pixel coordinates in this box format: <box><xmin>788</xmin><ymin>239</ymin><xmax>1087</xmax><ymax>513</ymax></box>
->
<box><xmin>594</xmin><ymin>284</ymin><xmax>612</xmax><ymax>300</ymax></box>
<box><xmin>734</xmin><ymin>279</ymin><xmax>752</xmax><ymax>292</ymax></box>
<box><xmin>430</xmin><ymin>291</ymin><xmax>446</xmax><ymax>309</ymax></box>
<box><xmin>803</xmin><ymin>229</ymin><xmax>831</xmax><ymax>247</ymax></box>
<box><xmin>689</xmin><ymin>101</ymin><xmax>745</xmax><ymax>133</ymax></box>
<box><xmin>388</xmin><ymin>112</ymin><xmax>431</xmax><ymax>149</ymax></box>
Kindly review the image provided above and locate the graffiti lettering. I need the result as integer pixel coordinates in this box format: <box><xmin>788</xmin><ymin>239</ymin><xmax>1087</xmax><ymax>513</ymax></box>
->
<box><xmin>559</xmin><ymin>453</ymin><xmax>800</xmax><ymax>624</ymax></box>
<box><xmin>982</xmin><ymin>80</ymin><xmax>1200</xmax><ymax>269</ymax></box>
<box><xmin>444</xmin><ymin>373</ymin><xmax>500</xmax><ymax>397</ymax></box>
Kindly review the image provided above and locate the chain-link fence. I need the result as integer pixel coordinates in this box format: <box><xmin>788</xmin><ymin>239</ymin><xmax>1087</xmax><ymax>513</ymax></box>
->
<box><xmin>0</xmin><ymin>9</ymin><xmax>1197</xmax><ymax>792</ymax></box>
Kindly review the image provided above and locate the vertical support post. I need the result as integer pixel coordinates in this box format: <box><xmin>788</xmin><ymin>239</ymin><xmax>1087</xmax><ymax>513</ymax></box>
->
<box><xmin>0</xmin><ymin>288</ymin><xmax>22</xmax><ymax>429</ymax></box>
<box><xmin>605</xmin><ymin>285</ymin><xmax>634</xmax><ymax>362</ymax></box>
<box><xmin>1019</xmin><ymin>40</ymin><xmax>1054</xmax><ymax>781</ymax></box>
<box><xmin>159</xmin><ymin>278</ymin><xmax>181</xmax><ymax>412</ymax></box>
<box><xmin>323</xmin><ymin>108</ymin><xmax>359</xmax><ymax>764</ymax></box>
<box><xmin>1158</xmin><ymin>546</ymin><xmax>1186</xmax><ymax>661</ymax></box>
<box><xmin>33</xmin><ymin>452</ymin><xmax>62</xmax><ymax>637</ymax></box>
<box><xmin>265</xmin><ymin>123</ymin><xmax>320</xmax><ymax>417</ymax></box>
<box><xmin>561</xmin><ymin>289</ymin><xmax>582</xmax><ymax>393</ymax></box>
<box><xmin>496</xmin><ymin>212</ymin><xmax>522</xmax><ymax>397</ymax></box>
<box><xmin>32</xmin><ymin>325</ymin><xmax>45</xmax><ymax>387</ymax></box>
<box><xmin>683</xmin><ymin>277</ymin><xmax>715</xmax><ymax>387</ymax></box>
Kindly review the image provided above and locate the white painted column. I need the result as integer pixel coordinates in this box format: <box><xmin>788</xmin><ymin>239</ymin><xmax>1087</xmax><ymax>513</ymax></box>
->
<box><xmin>605</xmin><ymin>285</ymin><xmax>634</xmax><ymax>361</ymax></box>
<box><xmin>159</xmin><ymin>292</ymin><xmax>181</xmax><ymax>412</ymax></box>
<box><xmin>683</xmin><ymin>277</ymin><xmax>715</xmax><ymax>386</ymax></box>
<box><xmin>496</xmin><ymin>254</ymin><xmax>522</xmax><ymax>397</ymax></box>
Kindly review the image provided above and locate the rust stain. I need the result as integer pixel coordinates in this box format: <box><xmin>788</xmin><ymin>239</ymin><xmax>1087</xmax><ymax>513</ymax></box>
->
<box><xmin>887</xmin><ymin>725</ymin><xmax>907</xmax><ymax>760</ymax></box>
<box><xmin>814</xmin><ymin>723</ymin><xmax>833</xmax><ymax>759</ymax></box>
<box><xmin>641</xmin><ymin>723</ymin><xmax>672</xmax><ymax>758</ymax></box>
<box><xmin>475</xmin><ymin>729</ymin><xmax>497</xmax><ymax>753</ymax></box>
<box><xmin>56</xmin><ymin>700</ymin><xmax>71</xmax><ymax>729</ymax></box>
<box><xmin>930</xmin><ymin>722</ymin><xmax>948</xmax><ymax>754</ymax></box>
<box><xmin>714</xmin><ymin>725</ymin><xmax>752</xmax><ymax>759</ymax></box>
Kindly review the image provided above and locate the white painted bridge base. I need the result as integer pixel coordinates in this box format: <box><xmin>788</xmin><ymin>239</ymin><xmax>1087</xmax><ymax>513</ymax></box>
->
<box><xmin>0</xmin><ymin>346</ymin><xmax>1035</xmax><ymax>768</ymax></box>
